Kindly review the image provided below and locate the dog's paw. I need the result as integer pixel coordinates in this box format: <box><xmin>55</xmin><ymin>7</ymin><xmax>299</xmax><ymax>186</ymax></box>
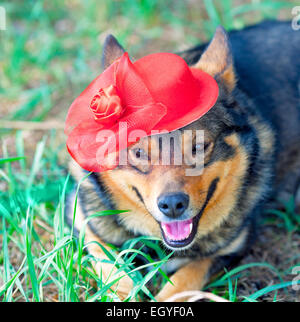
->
<box><xmin>155</xmin><ymin>283</ymin><xmax>182</xmax><ymax>302</ymax></box>
<box><xmin>95</xmin><ymin>262</ymin><xmax>134</xmax><ymax>301</ymax></box>
<box><xmin>112</xmin><ymin>272</ymin><xmax>134</xmax><ymax>301</ymax></box>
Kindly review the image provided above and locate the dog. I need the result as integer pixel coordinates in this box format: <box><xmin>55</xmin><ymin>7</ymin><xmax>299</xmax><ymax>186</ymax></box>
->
<box><xmin>66</xmin><ymin>21</ymin><xmax>300</xmax><ymax>301</ymax></box>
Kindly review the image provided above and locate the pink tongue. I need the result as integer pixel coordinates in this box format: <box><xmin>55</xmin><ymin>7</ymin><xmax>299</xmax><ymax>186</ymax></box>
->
<box><xmin>161</xmin><ymin>219</ymin><xmax>193</xmax><ymax>241</ymax></box>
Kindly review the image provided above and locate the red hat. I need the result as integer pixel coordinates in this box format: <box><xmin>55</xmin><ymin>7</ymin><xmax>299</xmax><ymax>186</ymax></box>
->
<box><xmin>65</xmin><ymin>52</ymin><xmax>218</xmax><ymax>172</ymax></box>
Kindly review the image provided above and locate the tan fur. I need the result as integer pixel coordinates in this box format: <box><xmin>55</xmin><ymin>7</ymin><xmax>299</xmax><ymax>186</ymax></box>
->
<box><xmin>217</xmin><ymin>228</ymin><xmax>249</xmax><ymax>256</ymax></box>
<box><xmin>194</xmin><ymin>27</ymin><xmax>236</xmax><ymax>91</ymax></box>
<box><xmin>155</xmin><ymin>258</ymin><xmax>212</xmax><ymax>302</ymax></box>
<box><xmin>196</xmin><ymin>134</ymin><xmax>249</xmax><ymax>236</ymax></box>
<box><xmin>101</xmin><ymin>170</ymin><xmax>161</xmax><ymax>237</ymax></box>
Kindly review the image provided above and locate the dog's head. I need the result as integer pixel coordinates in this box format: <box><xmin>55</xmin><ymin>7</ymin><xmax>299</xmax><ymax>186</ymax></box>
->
<box><xmin>99</xmin><ymin>29</ymin><xmax>253</xmax><ymax>251</ymax></box>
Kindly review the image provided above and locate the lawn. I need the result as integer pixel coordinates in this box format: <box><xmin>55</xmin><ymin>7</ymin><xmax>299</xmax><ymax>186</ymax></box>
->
<box><xmin>0</xmin><ymin>0</ymin><xmax>300</xmax><ymax>302</ymax></box>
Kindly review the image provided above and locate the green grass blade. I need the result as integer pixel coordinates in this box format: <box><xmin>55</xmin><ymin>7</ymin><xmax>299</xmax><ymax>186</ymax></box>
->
<box><xmin>25</xmin><ymin>206</ymin><xmax>40</xmax><ymax>302</ymax></box>
<box><xmin>243</xmin><ymin>280</ymin><xmax>300</xmax><ymax>302</ymax></box>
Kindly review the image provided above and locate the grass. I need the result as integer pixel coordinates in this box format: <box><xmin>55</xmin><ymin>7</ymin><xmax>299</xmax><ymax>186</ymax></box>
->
<box><xmin>0</xmin><ymin>134</ymin><xmax>173</xmax><ymax>301</ymax></box>
<box><xmin>1</xmin><ymin>0</ymin><xmax>300</xmax><ymax>302</ymax></box>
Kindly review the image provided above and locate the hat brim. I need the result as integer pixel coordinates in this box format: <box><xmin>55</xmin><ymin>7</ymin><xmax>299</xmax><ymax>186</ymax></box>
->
<box><xmin>152</xmin><ymin>68</ymin><xmax>218</xmax><ymax>132</ymax></box>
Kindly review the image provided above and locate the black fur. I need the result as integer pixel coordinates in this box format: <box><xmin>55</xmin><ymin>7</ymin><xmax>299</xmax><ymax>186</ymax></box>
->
<box><xmin>66</xmin><ymin>21</ymin><xmax>300</xmax><ymax>296</ymax></box>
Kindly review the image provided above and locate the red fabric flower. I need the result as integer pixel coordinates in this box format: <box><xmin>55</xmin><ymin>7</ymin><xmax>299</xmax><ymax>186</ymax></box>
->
<box><xmin>90</xmin><ymin>85</ymin><xmax>123</xmax><ymax>125</ymax></box>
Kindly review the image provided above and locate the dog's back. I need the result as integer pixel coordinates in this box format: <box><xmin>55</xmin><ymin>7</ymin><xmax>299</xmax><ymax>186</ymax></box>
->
<box><xmin>182</xmin><ymin>21</ymin><xmax>300</xmax><ymax>201</ymax></box>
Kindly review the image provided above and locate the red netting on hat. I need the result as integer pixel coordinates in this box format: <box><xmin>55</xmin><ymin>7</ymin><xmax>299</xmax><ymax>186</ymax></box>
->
<box><xmin>65</xmin><ymin>53</ymin><xmax>167</xmax><ymax>172</ymax></box>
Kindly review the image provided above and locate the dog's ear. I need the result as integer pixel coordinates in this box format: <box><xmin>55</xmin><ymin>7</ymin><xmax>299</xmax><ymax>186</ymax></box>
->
<box><xmin>101</xmin><ymin>34</ymin><xmax>125</xmax><ymax>69</ymax></box>
<box><xmin>194</xmin><ymin>26</ymin><xmax>236</xmax><ymax>92</ymax></box>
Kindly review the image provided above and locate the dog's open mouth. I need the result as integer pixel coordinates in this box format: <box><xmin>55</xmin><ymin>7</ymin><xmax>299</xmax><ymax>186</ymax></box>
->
<box><xmin>160</xmin><ymin>215</ymin><xmax>199</xmax><ymax>248</ymax></box>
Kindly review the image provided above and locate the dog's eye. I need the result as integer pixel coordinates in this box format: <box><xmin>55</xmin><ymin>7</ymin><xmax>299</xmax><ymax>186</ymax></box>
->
<box><xmin>192</xmin><ymin>142</ymin><xmax>211</xmax><ymax>156</ymax></box>
<box><xmin>132</xmin><ymin>148</ymin><xmax>148</xmax><ymax>160</ymax></box>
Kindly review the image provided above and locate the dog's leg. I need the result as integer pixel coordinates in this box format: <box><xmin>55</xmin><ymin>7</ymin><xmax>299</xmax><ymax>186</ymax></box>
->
<box><xmin>155</xmin><ymin>257</ymin><xmax>212</xmax><ymax>302</ymax></box>
<box><xmin>84</xmin><ymin>228</ymin><xmax>134</xmax><ymax>301</ymax></box>
<box><xmin>155</xmin><ymin>228</ymin><xmax>250</xmax><ymax>302</ymax></box>
<box><xmin>66</xmin><ymin>187</ymin><xmax>133</xmax><ymax>300</ymax></box>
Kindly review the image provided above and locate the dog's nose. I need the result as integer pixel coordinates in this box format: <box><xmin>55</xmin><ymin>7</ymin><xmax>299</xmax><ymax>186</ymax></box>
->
<box><xmin>157</xmin><ymin>193</ymin><xmax>189</xmax><ymax>218</ymax></box>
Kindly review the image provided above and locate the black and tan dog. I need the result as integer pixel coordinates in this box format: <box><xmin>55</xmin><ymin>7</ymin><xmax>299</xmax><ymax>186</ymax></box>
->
<box><xmin>66</xmin><ymin>21</ymin><xmax>300</xmax><ymax>301</ymax></box>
